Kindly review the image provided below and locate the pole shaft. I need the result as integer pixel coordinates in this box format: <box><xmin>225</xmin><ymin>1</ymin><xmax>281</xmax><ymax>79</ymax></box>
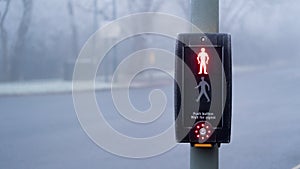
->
<box><xmin>191</xmin><ymin>0</ymin><xmax>219</xmax><ymax>33</ymax></box>
<box><xmin>190</xmin><ymin>0</ymin><xmax>219</xmax><ymax>169</ymax></box>
<box><xmin>190</xmin><ymin>144</ymin><xmax>219</xmax><ymax>169</ymax></box>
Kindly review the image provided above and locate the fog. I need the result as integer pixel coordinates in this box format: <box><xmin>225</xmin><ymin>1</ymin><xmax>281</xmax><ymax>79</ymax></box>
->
<box><xmin>1</xmin><ymin>0</ymin><xmax>299</xmax><ymax>82</ymax></box>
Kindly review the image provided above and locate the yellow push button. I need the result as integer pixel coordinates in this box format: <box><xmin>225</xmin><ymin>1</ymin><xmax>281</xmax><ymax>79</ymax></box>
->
<box><xmin>193</xmin><ymin>144</ymin><xmax>213</xmax><ymax>148</ymax></box>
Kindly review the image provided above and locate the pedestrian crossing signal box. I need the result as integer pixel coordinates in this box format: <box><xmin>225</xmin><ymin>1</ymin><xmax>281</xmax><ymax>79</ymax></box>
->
<box><xmin>175</xmin><ymin>33</ymin><xmax>232</xmax><ymax>145</ymax></box>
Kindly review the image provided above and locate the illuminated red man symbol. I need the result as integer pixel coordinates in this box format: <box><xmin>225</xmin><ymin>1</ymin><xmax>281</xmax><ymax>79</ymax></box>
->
<box><xmin>197</xmin><ymin>48</ymin><xmax>209</xmax><ymax>74</ymax></box>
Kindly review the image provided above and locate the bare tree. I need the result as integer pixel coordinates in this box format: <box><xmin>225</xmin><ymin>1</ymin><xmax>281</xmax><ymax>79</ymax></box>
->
<box><xmin>67</xmin><ymin>0</ymin><xmax>79</xmax><ymax>59</ymax></box>
<box><xmin>93</xmin><ymin>0</ymin><xmax>99</xmax><ymax>31</ymax></box>
<box><xmin>72</xmin><ymin>0</ymin><xmax>115</xmax><ymax>59</ymax></box>
<box><xmin>221</xmin><ymin>0</ymin><xmax>254</xmax><ymax>31</ymax></box>
<box><xmin>10</xmin><ymin>0</ymin><xmax>33</xmax><ymax>81</ymax></box>
<box><xmin>127</xmin><ymin>0</ymin><xmax>162</xmax><ymax>13</ymax></box>
<box><xmin>75</xmin><ymin>0</ymin><xmax>114</xmax><ymax>22</ymax></box>
<box><xmin>0</xmin><ymin>0</ymin><xmax>11</xmax><ymax>81</ymax></box>
<box><xmin>73</xmin><ymin>0</ymin><xmax>115</xmax><ymax>81</ymax></box>
<box><xmin>126</xmin><ymin>0</ymin><xmax>164</xmax><ymax>73</ymax></box>
<box><xmin>176</xmin><ymin>0</ymin><xmax>190</xmax><ymax>18</ymax></box>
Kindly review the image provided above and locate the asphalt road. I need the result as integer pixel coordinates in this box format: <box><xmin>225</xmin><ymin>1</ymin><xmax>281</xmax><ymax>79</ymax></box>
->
<box><xmin>0</xmin><ymin>69</ymin><xmax>300</xmax><ymax>169</ymax></box>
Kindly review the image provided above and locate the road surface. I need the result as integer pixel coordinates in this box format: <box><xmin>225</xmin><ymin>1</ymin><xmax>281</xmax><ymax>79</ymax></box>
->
<box><xmin>0</xmin><ymin>69</ymin><xmax>300</xmax><ymax>169</ymax></box>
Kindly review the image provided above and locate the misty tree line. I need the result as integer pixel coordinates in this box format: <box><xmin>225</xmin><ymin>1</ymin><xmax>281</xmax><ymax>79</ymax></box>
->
<box><xmin>0</xmin><ymin>0</ymin><xmax>191</xmax><ymax>82</ymax></box>
<box><xmin>0</xmin><ymin>0</ymin><xmax>33</xmax><ymax>81</ymax></box>
<box><xmin>0</xmin><ymin>0</ymin><xmax>250</xmax><ymax>82</ymax></box>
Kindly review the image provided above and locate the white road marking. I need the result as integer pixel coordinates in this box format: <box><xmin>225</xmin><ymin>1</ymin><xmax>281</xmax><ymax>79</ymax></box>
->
<box><xmin>292</xmin><ymin>164</ymin><xmax>300</xmax><ymax>169</ymax></box>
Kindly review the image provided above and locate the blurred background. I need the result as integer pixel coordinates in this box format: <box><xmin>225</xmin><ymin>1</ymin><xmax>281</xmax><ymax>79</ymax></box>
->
<box><xmin>1</xmin><ymin>0</ymin><xmax>300</xmax><ymax>169</ymax></box>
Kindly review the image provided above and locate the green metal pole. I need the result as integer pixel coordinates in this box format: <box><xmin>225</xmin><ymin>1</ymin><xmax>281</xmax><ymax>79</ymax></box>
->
<box><xmin>190</xmin><ymin>144</ymin><xmax>219</xmax><ymax>169</ymax></box>
<box><xmin>190</xmin><ymin>0</ymin><xmax>219</xmax><ymax>169</ymax></box>
<box><xmin>191</xmin><ymin>0</ymin><xmax>219</xmax><ymax>33</ymax></box>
